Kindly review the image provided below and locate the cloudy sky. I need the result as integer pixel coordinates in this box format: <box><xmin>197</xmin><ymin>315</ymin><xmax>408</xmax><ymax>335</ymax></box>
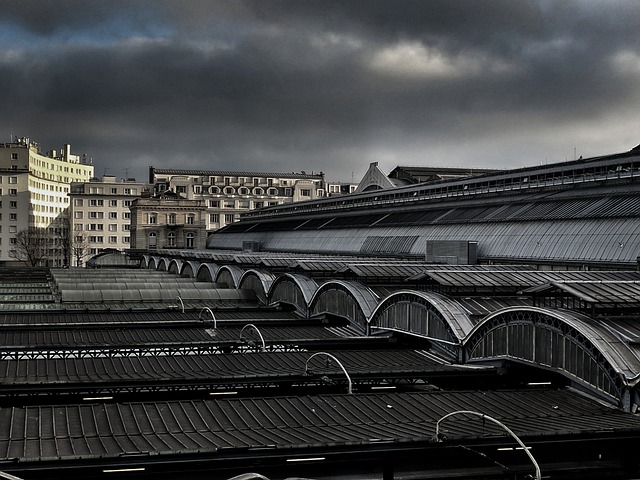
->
<box><xmin>2</xmin><ymin>1</ymin><xmax>640</xmax><ymax>183</ymax></box>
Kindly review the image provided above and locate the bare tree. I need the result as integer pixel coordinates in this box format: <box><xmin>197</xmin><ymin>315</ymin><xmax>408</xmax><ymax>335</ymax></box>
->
<box><xmin>10</xmin><ymin>228</ymin><xmax>49</xmax><ymax>267</ymax></box>
<box><xmin>70</xmin><ymin>231</ymin><xmax>91</xmax><ymax>267</ymax></box>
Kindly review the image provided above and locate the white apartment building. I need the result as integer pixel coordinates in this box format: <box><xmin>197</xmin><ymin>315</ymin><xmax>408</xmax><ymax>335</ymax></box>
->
<box><xmin>0</xmin><ymin>137</ymin><xmax>94</xmax><ymax>266</ymax></box>
<box><xmin>68</xmin><ymin>176</ymin><xmax>149</xmax><ymax>266</ymax></box>
<box><xmin>149</xmin><ymin>167</ymin><xmax>326</xmax><ymax>231</ymax></box>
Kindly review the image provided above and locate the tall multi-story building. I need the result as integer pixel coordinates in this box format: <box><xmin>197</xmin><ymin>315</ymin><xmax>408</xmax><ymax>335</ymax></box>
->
<box><xmin>129</xmin><ymin>191</ymin><xmax>208</xmax><ymax>251</ymax></box>
<box><xmin>68</xmin><ymin>175</ymin><xmax>149</xmax><ymax>266</ymax></box>
<box><xmin>149</xmin><ymin>167</ymin><xmax>325</xmax><ymax>231</ymax></box>
<box><xmin>0</xmin><ymin>137</ymin><xmax>94</xmax><ymax>266</ymax></box>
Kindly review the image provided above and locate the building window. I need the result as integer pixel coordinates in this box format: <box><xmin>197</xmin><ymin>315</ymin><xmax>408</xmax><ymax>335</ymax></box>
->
<box><xmin>108</xmin><ymin>224</ymin><xmax>117</xmax><ymax>232</ymax></box>
<box><xmin>74</xmin><ymin>212</ymin><xmax>83</xmax><ymax>219</ymax></box>
<box><xmin>123</xmin><ymin>236</ymin><xmax>130</xmax><ymax>243</ymax></box>
<box><xmin>186</xmin><ymin>233</ymin><xmax>194</xmax><ymax>248</ymax></box>
<box><xmin>167</xmin><ymin>232</ymin><xmax>176</xmax><ymax>247</ymax></box>
<box><xmin>168</xmin><ymin>213</ymin><xmax>176</xmax><ymax>224</ymax></box>
<box><xmin>123</xmin><ymin>200</ymin><xmax>132</xmax><ymax>207</ymax></box>
<box><xmin>109</xmin><ymin>212</ymin><xmax>118</xmax><ymax>219</ymax></box>
<box><xmin>9</xmin><ymin>201</ymin><xmax>17</xmax><ymax>209</ymax></box>
<box><xmin>89</xmin><ymin>199</ymin><xmax>104</xmax><ymax>206</ymax></box>
<box><xmin>148</xmin><ymin>232</ymin><xmax>157</xmax><ymax>249</ymax></box>
<box><xmin>109</xmin><ymin>200</ymin><xmax>117</xmax><ymax>207</ymax></box>
<box><xmin>238</xmin><ymin>187</ymin><xmax>249</xmax><ymax>195</ymax></box>
<box><xmin>186</xmin><ymin>215</ymin><xmax>194</xmax><ymax>225</ymax></box>
<box><xmin>300</xmin><ymin>189</ymin><xmax>311</xmax><ymax>196</ymax></box>
<box><xmin>111</xmin><ymin>188</ymin><xmax>118</xmax><ymax>194</ymax></box>
<box><xmin>11</xmin><ymin>153</ymin><xmax>18</xmax><ymax>160</ymax></box>
<box><xmin>9</xmin><ymin>189</ymin><xmax>17</xmax><ymax>196</ymax></box>
<box><xmin>209</xmin><ymin>213</ymin><xmax>219</xmax><ymax>223</ymax></box>
<box><xmin>253</xmin><ymin>187</ymin><xmax>263</xmax><ymax>195</ymax></box>
<box><xmin>149</xmin><ymin>213</ymin><xmax>158</xmax><ymax>224</ymax></box>
<box><xmin>122</xmin><ymin>212</ymin><xmax>130</xmax><ymax>219</ymax></box>
<box><xmin>267</xmin><ymin>188</ymin><xmax>278</xmax><ymax>196</ymax></box>
<box><xmin>109</xmin><ymin>236</ymin><xmax>118</xmax><ymax>243</ymax></box>
<box><xmin>224</xmin><ymin>186</ymin><xmax>235</xmax><ymax>195</ymax></box>
<box><xmin>209</xmin><ymin>200</ymin><xmax>219</xmax><ymax>208</ymax></box>
<box><xmin>176</xmin><ymin>186</ymin><xmax>187</xmax><ymax>194</ymax></box>
<box><xmin>224</xmin><ymin>213</ymin><xmax>234</xmax><ymax>224</ymax></box>
<box><xmin>224</xmin><ymin>177</ymin><xmax>231</xmax><ymax>186</ymax></box>
<box><xmin>254</xmin><ymin>201</ymin><xmax>263</xmax><ymax>209</ymax></box>
<box><xmin>124</xmin><ymin>188</ymin><xmax>132</xmax><ymax>195</ymax></box>
<box><xmin>9</xmin><ymin>213</ymin><xmax>17</xmax><ymax>221</ymax></box>
<box><xmin>74</xmin><ymin>199</ymin><xmax>83</xmax><ymax>206</ymax></box>
<box><xmin>193</xmin><ymin>186</ymin><xmax>202</xmax><ymax>194</ymax></box>
<box><xmin>209</xmin><ymin>186</ymin><xmax>220</xmax><ymax>194</ymax></box>
<box><xmin>9</xmin><ymin>226</ymin><xmax>17</xmax><ymax>233</ymax></box>
<box><xmin>123</xmin><ymin>224</ymin><xmax>130</xmax><ymax>231</ymax></box>
<box><xmin>9</xmin><ymin>177</ymin><xmax>17</xmax><ymax>184</ymax></box>
<box><xmin>89</xmin><ymin>211</ymin><xmax>104</xmax><ymax>219</ymax></box>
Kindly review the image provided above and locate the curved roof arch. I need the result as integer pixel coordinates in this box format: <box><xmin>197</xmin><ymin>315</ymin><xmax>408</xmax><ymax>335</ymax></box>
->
<box><xmin>179</xmin><ymin>260</ymin><xmax>200</xmax><ymax>278</ymax></box>
<box><xmin>140</xmin><ymin>255</ymin><xmax>151</xmax><ymax>269</ymax></box>
<box><xmin>215</xmin><ymin>265</ymin><xmax>245</xmax><ymax>289</ymax></box>
<box><xmin>196</xmin><ymin>262</ymin><xmax>220</xmax><ymax>282</ymax></box>
<box><xmin>156</xmin><ymin>257</ymin><xmax>170</xmax><ymax>272</ymax></box>
<box><xmin>465</xmin><ymin>306</ymin><xmax>640</xmax><ymax>404</ymax></box>
<box><xmin>168</xmin><ymin>259</ymin><xmax>183</xmax><ymax>275</ymax></box>
<box><xmin>369</xmin><ymin>290</ymin><xmax>474</xmax><ymax>346</ymax></box>
<box><xmin>238</xmin><ymin>269</ymin><xmax>276</xmax><ymax>305</ymax></box>
<box><xmin>147</xmin><ymin>256</ymin><xmax>161</xmax><ymax>270</ymax></box>
<box><xmin>268</xmin><ymin>273</ymin><xmax>319</xmax><ymax>306</ymax></box>
<box><xmin>309</xmin><ymin>280</ymin><xmax>379</xmax><ymax>330</ymax></box>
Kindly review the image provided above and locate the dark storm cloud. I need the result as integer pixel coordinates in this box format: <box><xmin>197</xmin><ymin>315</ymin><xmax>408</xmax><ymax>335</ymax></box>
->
<box><xmin>1</xmin><ymin>1</ymin><xmax>639</xmax><ymax>181</ymax></box>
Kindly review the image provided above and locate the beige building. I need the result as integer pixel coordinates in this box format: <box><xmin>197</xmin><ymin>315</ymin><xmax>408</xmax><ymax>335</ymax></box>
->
<box><xmin>68</xmin><ymin>175</ymin><xmax>149</xmax><ymax>266</ymax></box>
<box><xmin>129</xmin><ymin>192</ymin><xmax>208</xmax><ymax>251</ymax></box>
<box><xmin>149</xmin><ymin>167</ymin><xmax>325</xmax><ymax>231</ymax></box>
<box><xmin>0</xmin><ymin>137</ymin><xmax>94</xmax><ymax>266</ymax></box>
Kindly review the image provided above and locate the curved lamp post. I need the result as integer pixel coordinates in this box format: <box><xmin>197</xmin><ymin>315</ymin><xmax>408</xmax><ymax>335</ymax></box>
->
<box><xmin>240</xmin><ymin>324</ymin><xmax>266</xmax><ymax>351</ymax></box>
<box><xmin>304</xmin><ymin>352</ymin><xmax>352</xmax><ymax>394</ymax></box>
<box><xmin>199</xmin><ymin>307</ymin><xmax>217</xmax><ymax>327</ymax></box>
<box><xmin>435</xmin><ymin>410</ymin><xmax>541</xmax><ymax>480</ymax></box>
<box><xmin>175</xmin><ymin>295</ymin><xmax>184</xmax><ymax>313</ymax></box>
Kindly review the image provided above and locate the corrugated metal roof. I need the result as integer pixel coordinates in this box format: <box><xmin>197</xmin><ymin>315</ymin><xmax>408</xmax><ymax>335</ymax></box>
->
<box><xmin>0</xmin><ymin>389</ymin><xmax>637</xmax><ymax>463</ymax></box>
<box><xmin>210</xmin><ymin>216</ymin><xmax>640</xmax><ymax>265</ymax></box>
<box><xmin>0</xmin><ymin>350</ymin><xmax>458</xmax><ymax>395</ymax></box>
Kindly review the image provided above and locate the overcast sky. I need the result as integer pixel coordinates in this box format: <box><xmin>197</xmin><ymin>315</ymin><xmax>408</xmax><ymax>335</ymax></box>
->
<box><xmin>2</xmin><ymin>1</ymin><xmax>640</xmax><ymax>183</ymax></box>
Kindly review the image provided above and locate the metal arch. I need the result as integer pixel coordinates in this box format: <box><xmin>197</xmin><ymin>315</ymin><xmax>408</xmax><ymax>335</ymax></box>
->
<box><xmin>304</xmin><ymin>352</ymin><xmax>352</xmax><ymax>394</ymax></box>
<box><xmin>238</xmin><ymin>269</ymin><xmax>275</xmax><ymax>304</ymax></box>
<box><xmin>196</xmin><ymin>262</ymin><xmax>220</xmax><ymax>282</ymax></box>
<box><xmin>198</xmin><ymin>307</ymin><xmax>217</xmax><ymax>327</ymax></box>
<box><xmin>465</xmin><ymin>305</ymin><xmax>637</xmax><ymax>381</ymax></box>
<box><xmin>240</xmin><ymin>324</ymin><xmax>266</xmax><ymax>352</ymax></box>
<box><xmin>435</xmin><ymin>410</ymin><xmax>541</xmax><ymax>480</ymax></box>
<box><xmin>267</xmin><ymin>273</ymin><xmax>318</xmax><ymax>306</ymax></box>
<box><xmin>175</xmin><ymin>296</ymin><xmax>185</xmax><ymax>314</ymax></box>
<box><xmin>308</xmin><ymin>280</ymin><xmax>379</xmax><ymax>319</ymax></box>
<box><xmin>215</xmin><ymin>265</ymin><xmax>245</xmax><ymax>288</ymax></box>
<box><xmin>180</xmin><ymin>260</ymin><xmax>200</xmax><ymax>278</ymax></box>
<box><xmin>368</xmin><ymin>290</ymin><xmax>470</xmax><ymax>344</ymax></box>
<box><xmin>168</xmin><ymin>258</ymin><xmax>183</xmax><ymax>274</ymax></box>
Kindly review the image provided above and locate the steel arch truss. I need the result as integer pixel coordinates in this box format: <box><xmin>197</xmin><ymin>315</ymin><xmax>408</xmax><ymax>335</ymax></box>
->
<box><xmin>465</xmin><ymin>308</ymin><xmax>624</xmax><ymax>404</ymax></box>
<box><xmin>369</xmin><ymin>291</ymin><xmax>462</xmax><ymax>359</ymax></box>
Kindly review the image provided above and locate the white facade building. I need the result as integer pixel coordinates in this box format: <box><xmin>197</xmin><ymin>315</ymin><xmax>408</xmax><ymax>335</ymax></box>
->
<box><xmin>68</xmin><ymin>176</ymin><xmax>149</xmax><ymax>266</ymax></box>
<box><xmin>149</xmin><ymin>167</ymin><xmax>326</xmax><ymax>231</ymax></box>
<box><xmin>0</xmin><ymin>138</ymin><xmax>94</xmax><ymax>266</ymax></box>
